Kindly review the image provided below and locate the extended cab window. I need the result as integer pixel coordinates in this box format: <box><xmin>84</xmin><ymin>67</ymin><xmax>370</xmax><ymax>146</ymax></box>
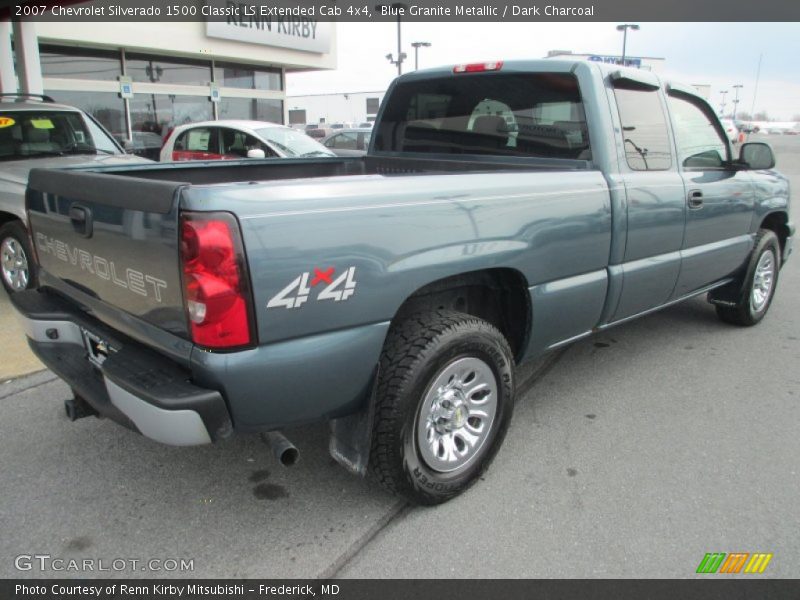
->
<box><xmin>667</xmin><ymin>94</ymin><xmax>729</xmax><ymax>169</ymax></box>
<box><xmin>373</xmin><ymin>73</ymin><xmax>591</xmax><ymax>160</ymax></box>
<box><xmin>613</xmin><ymin>86</ymin><xmax>672</xmax><ymax>171</ymax></box>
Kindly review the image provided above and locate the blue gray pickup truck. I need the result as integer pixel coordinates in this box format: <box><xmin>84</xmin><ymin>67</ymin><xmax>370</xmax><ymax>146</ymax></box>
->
<box><xmin>11</xmin><ymin>60</ymin><xmax>793</xmax><ymax>504</ymax></box>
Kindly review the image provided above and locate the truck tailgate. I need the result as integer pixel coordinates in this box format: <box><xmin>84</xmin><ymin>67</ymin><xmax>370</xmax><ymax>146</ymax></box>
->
<box><xmin>26</xmin><ymin>168</ymin><xmax>188</xmax><ymax>337</ymax></box>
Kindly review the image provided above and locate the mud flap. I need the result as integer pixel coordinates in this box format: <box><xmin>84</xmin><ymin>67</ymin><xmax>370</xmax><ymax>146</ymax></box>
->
<box><xmin>328</xmin><ymin>366</ymin><xmax>379</xmax><ymax>476</ymax></box>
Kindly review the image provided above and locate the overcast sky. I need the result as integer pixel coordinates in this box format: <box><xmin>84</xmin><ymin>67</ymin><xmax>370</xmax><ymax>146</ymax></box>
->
<box><xmin>287</xmin><ymin>22</ymin><xmax>800</xmax><ymax>120</ymax></box>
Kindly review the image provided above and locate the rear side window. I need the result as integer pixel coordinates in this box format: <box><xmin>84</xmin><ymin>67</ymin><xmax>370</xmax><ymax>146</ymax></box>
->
<box><xmin>176</xmin><ymin>127</ymin><xmax>218</xmax><ymax>153</ymax></box>
<box><xmin>613</xmin><ymin>87</ymin><xmax>672</xmax><ymax>171</ymax></box>
<box><xmin>373</xmin><ymin>73</ymin><xmax>591</xmax><ymax>160</ymax></box>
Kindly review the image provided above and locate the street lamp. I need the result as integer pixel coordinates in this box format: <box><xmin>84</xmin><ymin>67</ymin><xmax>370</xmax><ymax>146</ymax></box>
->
<box><xmin>376</xmin><ymin>3</ymin><xmax>407</xmax><ymax>76</ymax></box>
<box><xmin>731</xmin><ymin>84</ymin><xmax>743</xmax><ymax>120</ymax></box>
<box><xmin>411</xmin><ymin>41</ymin><xmax>431</xmax><ymax>70</ymax></box>
<box><xmin>616</xmin><ymin>24</ymin><xmax>640</xmax><ymax>67</ymax></box>
<box><xmin>719</xmin><ymin>89</ymin><xmax>728</xmax><ymax>116</ymax></box>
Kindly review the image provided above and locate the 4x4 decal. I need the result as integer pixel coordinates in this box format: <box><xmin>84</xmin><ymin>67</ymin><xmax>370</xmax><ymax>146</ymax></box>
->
<box><xmin>267</xmin><ymin>267</ymin><xmax>357</xmax><ymax>310</ymax></box>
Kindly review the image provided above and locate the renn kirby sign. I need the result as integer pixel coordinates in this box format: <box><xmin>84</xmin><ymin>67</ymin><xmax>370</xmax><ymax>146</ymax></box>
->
<box><xmin>205</xmin><ymin>1</ymin><xmax>331</xmax><ymax>54</ymax></box>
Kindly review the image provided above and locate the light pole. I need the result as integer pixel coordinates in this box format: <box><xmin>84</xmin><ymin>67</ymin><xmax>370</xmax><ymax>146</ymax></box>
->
<box><xmin>731</xmin><ymin>84</ymin><xmax>743</xmax><ymax>120</ymax></box>
<box><xmin>411</xmin><ymin>41</ymin><xmax>431</xmax><ymax>70</ymax></box>
<box><xmin>377</xmin><ymin>3</ymin><xmax>407</xmax><ymax>76</ymax></box>
<box><xmin>616</xmin><ymin>24</ymin><xmax>640</xmax><ymax>67</ymax></box>
<box><xmin>720</xmin><ymin>90</ymin><xmax>728</xmax><ymax>116</ymax></box>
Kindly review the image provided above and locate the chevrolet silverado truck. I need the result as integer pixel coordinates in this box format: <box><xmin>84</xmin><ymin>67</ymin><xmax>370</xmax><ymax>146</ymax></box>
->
<box><xmin>11</xmin><ymin>60</ymin><xmax>793</xmax><ymax>504</ymax></box>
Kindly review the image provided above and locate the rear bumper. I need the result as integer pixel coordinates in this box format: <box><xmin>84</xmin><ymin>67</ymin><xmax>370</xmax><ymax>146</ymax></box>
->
<box><xmin>784</xmin><ymin>221</ymin><xmax>795</xmax><ymax>264</ymax></box>
<box><xmin>10</xmin><ymin>290</ymin><xmax>232</xmax><ymax>446</ymax></box>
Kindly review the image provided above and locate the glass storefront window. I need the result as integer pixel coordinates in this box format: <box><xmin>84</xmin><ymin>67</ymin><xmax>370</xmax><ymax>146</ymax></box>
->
<box><xmin>126</xmin><ymin>54</ymin><xmax>211</xmax><ymax>86</ymax></box>
<box><xmin>44</xmin><ymin>90</ymin><xmax>126</xmax><ymax>141</ymax></box>
<box><xmin>214</xmin><ymin>62</ymin><xmax>282</xmax><ymax>91</ymax></box>
<box><xmin>129</xmin><ymin>94</ymin><xmax>212</xmax><ymax>159</ymax></box>
<box><xmin>40</xmin><ymin>45</ymin><xmax>122</xmax><ymax>81</ymax></box>
<box><xmin>218</xmin><ymin>98</ymin><xmax>284</xmax><ymax>124</ymax></box>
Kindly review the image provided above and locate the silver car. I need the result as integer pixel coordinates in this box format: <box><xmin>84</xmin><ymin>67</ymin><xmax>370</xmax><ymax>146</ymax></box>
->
<box><xmin>320</xmin><ymin>127</ymin><xmax>373</xmax><ymax>156</ymax></box>
<box><xmin>0</xmin><ymin>94</ymin><xmax>150</xmax><ymax>294</ymax></box>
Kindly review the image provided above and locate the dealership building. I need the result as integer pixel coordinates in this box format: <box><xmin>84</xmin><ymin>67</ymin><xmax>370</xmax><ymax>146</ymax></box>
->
<box><xmin>0</xmin><ymin>19</ymin><xmax>336</xmax><ymax>154</ymax></box>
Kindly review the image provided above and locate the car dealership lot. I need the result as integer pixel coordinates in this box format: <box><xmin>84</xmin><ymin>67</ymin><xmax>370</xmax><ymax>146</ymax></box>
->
<box><xmin>0</xmin><ymin>134</ymin><xmax>798</xmax><ymax>579</ymax></box>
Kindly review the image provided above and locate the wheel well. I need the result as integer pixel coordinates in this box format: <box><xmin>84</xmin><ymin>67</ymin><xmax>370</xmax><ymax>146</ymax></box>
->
<box><xmin>760</xmin><ymin>212</ymin><xmax>790</xmax><ymax>256</ymax></box>
<box><xmin>0</xmin><ymin>211</ymin><xmax>20</xmax><ymax>227</ymax></box>
<box><xmin>393</xmin><ymin>269</ymin><xmax>531</xmax><ymax>363</ymax></box>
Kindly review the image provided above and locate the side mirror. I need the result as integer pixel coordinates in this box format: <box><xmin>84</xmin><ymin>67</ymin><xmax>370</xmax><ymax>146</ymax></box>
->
<box><xmin>246</xmin><ymin>148</ymin><xmax>266</xmax><ymax>159</ymax></box>
<box><xmin>739</xmin><ymin>142</ymin><xmax>775</xmax><ymax>170</ymax></box>
<box><xmin>122</xmin><ymin>139</ymin><xmax>136</xmax><ymax>154</ymax></box>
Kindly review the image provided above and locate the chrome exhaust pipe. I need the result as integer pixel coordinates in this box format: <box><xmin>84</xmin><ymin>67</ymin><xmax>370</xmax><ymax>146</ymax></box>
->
<box><xmin>260</xmin><ymin>431</ymin><xmax>300</xmax><ymax>467</ymax></box>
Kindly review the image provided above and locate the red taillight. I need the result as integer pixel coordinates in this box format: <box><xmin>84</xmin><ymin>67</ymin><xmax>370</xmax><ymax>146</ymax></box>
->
<box><xmin>180</xmin><ymin>211</ymin><xmax>255</xmax><ymax>350</ymax></box>
<box><xmin>453</xmin><ymin>61</ymin><xmax>503</xmax><ymax>74</ymax></box>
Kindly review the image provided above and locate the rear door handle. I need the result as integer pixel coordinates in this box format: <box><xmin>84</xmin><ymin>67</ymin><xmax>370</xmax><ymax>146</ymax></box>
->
<box><xmin>688</xmin><ymin>190</ymin><xmax>704</xmax><ymax>209</ymax></box>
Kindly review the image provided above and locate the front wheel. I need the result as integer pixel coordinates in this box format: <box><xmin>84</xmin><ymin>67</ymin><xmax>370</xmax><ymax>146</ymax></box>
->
<box><xmin>0</xmin><ymin>221</ymin><xmax>36</xmax><ymax>294</ymax></box>
<box><xmin>715</xmin><ymin>229</ymin><xmax>781</xmax><ymax>326</ymax></box>
<box><xmin>369</xmin><ymin>310</ymin><xmax>515</xmax><ymax>505</ymax></box>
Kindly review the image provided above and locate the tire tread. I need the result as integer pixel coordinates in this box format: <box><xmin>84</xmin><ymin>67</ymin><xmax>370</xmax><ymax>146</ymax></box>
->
<box><xmin>368</xmin><ymin>310</ymin><xmax>512</xmax><ymax>503</ymax></box>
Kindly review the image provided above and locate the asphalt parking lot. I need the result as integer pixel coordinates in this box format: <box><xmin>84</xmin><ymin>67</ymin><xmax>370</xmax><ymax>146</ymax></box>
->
<box><xmin>1</xmin><ymin>134</ymin><xmax>798</xmax><ymax>579</ymax></box>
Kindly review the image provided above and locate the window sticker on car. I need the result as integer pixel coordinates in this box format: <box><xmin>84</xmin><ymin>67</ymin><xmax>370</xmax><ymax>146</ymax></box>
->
<box><xmin>267</xmin><ymin>267</ymin><xmax>357</xmax><ymax>310</ymax></box>
<box><xmin>30</xmin><ymin>118</ymin><xmax>55</xmax><ymax>129</ymax></box>
<box><xmin>0</xmin><ymin>117</ymin><xmax>15</xmax><ymax>128</ymax></box>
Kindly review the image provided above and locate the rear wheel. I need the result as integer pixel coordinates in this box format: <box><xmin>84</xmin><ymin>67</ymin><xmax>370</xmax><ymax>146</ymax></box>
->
<box><xmin>369</xmin><ymin>310</ymin><xmax>515</xmax><ymax>505</ymax></box>
<box><xmin>715</xmin><ymin>229</ymin><xmax>781</xmax><ymax>326</ymax></box>
<box><xmin>0</xmin><ymin>221</ymin><xmax>36</xmax><ymax>294</ymax></box>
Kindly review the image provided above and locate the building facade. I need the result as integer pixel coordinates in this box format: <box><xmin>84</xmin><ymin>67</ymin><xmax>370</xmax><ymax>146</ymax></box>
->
<box><xmin>1</xmin><ymin>20</ymin><xmax>336</xmax><ymax>156</ymax></box>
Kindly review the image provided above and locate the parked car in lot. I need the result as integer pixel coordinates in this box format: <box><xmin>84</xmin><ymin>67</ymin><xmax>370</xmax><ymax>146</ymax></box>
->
<box><xmin>160</xmin><ymin>120</ymin><xmax>335</xmax><ymax>162</ymax></box>
<box><xmin>321</xmin><ymin>127</ymin><xmax>372</xmax><ymax>156</ymax></box>
<box><xmin>304</xmin><ymin>127</ymin><xmax>332</xmax><ymax>141</ymax></box>
<box><xmin>0</xmin><ymin>94</ymin><xmax>150</xmax><ymax>294</ymax></box>
<box><xmin>13</xmin><ymin>61</ymin><xmax>793</xmax><ymax>505</ymax></box>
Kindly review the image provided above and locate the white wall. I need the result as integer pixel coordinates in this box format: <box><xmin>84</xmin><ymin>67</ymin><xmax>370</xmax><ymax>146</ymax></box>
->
<box><xmin>286</xmin><ymin>91</ymin><xmax>385</xmax><ymax>125</ymax></box>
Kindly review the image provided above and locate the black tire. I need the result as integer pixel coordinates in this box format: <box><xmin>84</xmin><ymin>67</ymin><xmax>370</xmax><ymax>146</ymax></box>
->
<box><xmin>369</xmin><ymin>310</ymin><xmax>515</xmax><ymax>505</ymax></box>
<box><xmin>0</xmin><ymin>221</ymin><xmax>36</xmax><ymax>295</ymax></box>
<box><xmin>715</xmin><ymin>229</ymin><xmax>781</xmax><ymax>326</ymax></box>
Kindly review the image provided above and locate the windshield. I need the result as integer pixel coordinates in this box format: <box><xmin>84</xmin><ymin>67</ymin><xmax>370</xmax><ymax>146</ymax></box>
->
<box><xmin>0</xmin><ymin>110</ymin><xmax>122</xmax><ymax>161</ymax></box>
<box><xmin>255</xmin><ymin>127</ymin><xmax>335</xmax><ymax>158</ymax></box>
